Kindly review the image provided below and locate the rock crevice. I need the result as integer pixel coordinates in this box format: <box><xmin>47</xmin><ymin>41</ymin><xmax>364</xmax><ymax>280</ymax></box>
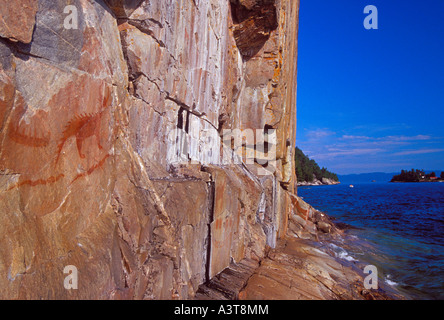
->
<box><xmin>0</xmin><ymin>0</ymin><xmax>302</xmax><ymax>299</ymax></box>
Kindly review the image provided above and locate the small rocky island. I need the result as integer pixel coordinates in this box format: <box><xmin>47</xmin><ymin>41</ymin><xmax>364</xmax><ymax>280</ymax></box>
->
<box><xmin>391</xmin><ymin>169</ymin><xmax>444</xmax><ymax>182</ymax></box>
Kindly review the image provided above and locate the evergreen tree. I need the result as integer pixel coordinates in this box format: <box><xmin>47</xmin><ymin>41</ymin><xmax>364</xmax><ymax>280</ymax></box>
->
<box><xmin>294</xmin><ymin>147</ymin><xmax>339</xmax><ymax>182</ymax></box>
<box><xmin>391</xmin><ymin>169</ymin><xmax>426</xmax><ymax>182</ymax></box>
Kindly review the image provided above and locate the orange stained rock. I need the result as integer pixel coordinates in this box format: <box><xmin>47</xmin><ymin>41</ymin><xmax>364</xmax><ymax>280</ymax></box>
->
<box><xmin>7</xmin><ymin>173</ymin><xmax>65</xmax><ymax>191</ymax></box>
<box><xmin>7</xmin><ymin>95</ymin><xmax>51</xmax><ymax>148</ymax></box>
<box><xmin>55</xmin><ymin>87</ymin><xmax>111</xmax><ymax>164</ymax></box>
<box><xmin>70</xmin><ymin>153</ymin><xmax>111</xmax><ymax>184</ymax></box>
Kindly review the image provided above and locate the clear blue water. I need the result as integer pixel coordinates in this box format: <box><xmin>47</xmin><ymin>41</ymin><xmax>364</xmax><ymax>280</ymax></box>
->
<box><xmin>298</xmin><ymin>182</ymin><xmax>444</xmax><ymax>300</ymax></box>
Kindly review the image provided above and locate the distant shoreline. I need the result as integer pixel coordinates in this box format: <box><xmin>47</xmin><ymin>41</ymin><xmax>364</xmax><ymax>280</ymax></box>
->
<box><xmin>390</xmin><ymin>180</ymin><xmax>444</xmax><ymax>183</ymax></box>
<box><xmin>297</xmin><ymin>178</ymin><xmax>340</xmax><ymax>186</ymax></box>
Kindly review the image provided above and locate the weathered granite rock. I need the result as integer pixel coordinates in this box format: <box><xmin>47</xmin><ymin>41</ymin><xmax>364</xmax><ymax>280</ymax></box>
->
<box><xmin>239</xmin><ymin>237</ymin><xmax>400</xmax><ymax>300</ymax></box>
<box><xmin>0</xmin><ymin>0</ymin><xmax>300</xmax><ymax>299</ymax></box>
<box><xmin>317</xmin><ymin>221</ymin><xmax>332</xmax><ymax>234</ymax></box>
<box><xmin>0</xmin><ymin>0</ymin><xmax>38</xmax><ymax>44</ymax></box>
<box><xmin>195</xmin><ymin>258</ymin><xmax>260</xmax><ymax>300</ymax></box>
<box><xmin>239</xmin><ymin>238</ymin><xmax>365</xmax><ymax>300</ymax></box>
<box><xmin>287</xmin><ymin>194</ymin><xmax>345</xmax><ymax>241</ymax></box>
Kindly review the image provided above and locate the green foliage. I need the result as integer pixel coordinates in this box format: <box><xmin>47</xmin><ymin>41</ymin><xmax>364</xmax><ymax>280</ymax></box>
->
<box><xmin>391</xmin><ymin>169</ymin><xmax>425</xmax><ymax>182</ymax></box>
<box><xmin>391</xmin><ymin>169</ymin><xmax>444</xmax><ymax>182</ymax></box>
<box><xmin>294</xmin><ymin>147</ymin><xmax>339</xmax><ymax>182</ymax></box>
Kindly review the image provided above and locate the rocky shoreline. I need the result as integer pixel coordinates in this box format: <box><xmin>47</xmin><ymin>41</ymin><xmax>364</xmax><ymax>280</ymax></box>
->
<box><xmin>196</xmin><ymin>196</ymin><xmax>403</xmax><ymax>300</ymax></box>
<box><xmin>0</xmin><ymin>0</ymin><xmax>404</xmax><ymax>301</ymax></box>
<box><xmin>297</xmin><ymin>178</ymin><xmax>341</xmax><ymax>186</ymax></box>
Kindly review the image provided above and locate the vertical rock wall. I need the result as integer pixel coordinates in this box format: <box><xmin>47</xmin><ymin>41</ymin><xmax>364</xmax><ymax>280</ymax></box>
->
<box><xmin>0</xmin><ymin>0</ymin><xmax>299</xmax><ymax>299</ymax></box>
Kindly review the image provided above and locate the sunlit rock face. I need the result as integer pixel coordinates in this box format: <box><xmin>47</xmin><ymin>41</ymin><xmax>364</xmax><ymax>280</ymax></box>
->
<box><xmin>0</xmin><ymin>0</ymin><xmax>299</xmax><ymax>299</ymax></box>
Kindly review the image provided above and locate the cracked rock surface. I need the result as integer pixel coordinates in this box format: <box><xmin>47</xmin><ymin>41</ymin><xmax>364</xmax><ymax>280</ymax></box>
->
<box><xmin>0</xmin><ymin>0</ymin><xmax>299</xmax><ymax>299</ymax></box>
<box><xmin>0</xmin><ymin>0</ymin><xmax>392</xmax><ymax>300</ymax></box>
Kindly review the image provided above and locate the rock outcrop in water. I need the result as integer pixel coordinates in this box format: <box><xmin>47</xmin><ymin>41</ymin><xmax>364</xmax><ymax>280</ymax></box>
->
<box><xmin>297</xmin><ymin>177</ymin><xmax>340</xmax><ymax>186</ymax></box>
<box><xmin>0</xmin><ymin>0</ymin><xmax>395</xmax><ymax>300</ymax></box>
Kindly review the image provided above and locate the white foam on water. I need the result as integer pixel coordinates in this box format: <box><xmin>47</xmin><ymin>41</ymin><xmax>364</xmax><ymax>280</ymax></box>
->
<box><xmin>328</xmin><ymin>243</ymin><xmax>357</xmax><ymax>261</ymax></box>
<box><xmin>338</xmin><ymin>251</ymin><xmax>357</xmax><ymax>261</ymax></box>
<box><xmin>385</xmin><ymin>275</ymin><xmax>398</xmax><ymax>286</ymax></box>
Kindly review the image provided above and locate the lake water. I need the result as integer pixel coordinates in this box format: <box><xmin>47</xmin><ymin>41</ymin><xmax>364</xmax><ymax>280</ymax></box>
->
<box><xmin>298</xmin><ymin>182</ymin><xmax>444</xmax><ymax>300</ymax></box>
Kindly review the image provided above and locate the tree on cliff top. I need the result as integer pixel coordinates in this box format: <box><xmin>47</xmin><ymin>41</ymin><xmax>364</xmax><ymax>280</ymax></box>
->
<box><xmin>294</xmin><ymin>147</ymin><xmax>339</xmax><ymax>182</ymax></box>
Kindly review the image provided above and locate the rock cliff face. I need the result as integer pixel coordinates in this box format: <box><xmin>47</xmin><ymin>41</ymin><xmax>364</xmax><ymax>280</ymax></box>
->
<box><xmin>0</xmin><ymin>0</ymin><xmax>300</xmax><ymax>299</ymax></box>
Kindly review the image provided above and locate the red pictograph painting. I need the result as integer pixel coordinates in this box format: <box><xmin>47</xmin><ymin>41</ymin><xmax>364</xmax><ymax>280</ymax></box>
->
<box><xmin>7</xmin><ymin>94</ymin><xmax>51</xmax><ymax>148</ymax></box>
<box><xmin>5</xmin><ymin>84</ymin><xmax>113</xmax><ymax>192</ymax></box>
<box><xmin>55</xmin><ymin>86</ymin><xmax>111</xmax><ymax>164</ymax></box>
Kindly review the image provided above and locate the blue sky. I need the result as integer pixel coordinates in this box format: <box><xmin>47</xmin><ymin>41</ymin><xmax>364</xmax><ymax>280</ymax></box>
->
<box><xmin>296</xmin><ymin>0</ymin><xmax>444</xmax><ymax>174</ymax></box>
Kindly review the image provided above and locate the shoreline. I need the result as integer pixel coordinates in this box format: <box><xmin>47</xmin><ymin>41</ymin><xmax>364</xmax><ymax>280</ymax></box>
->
<box><xmin>197</xmin><ymin>195</ymin><xmax>404</xmax><ymax>300</ymax></box>
<box><xmin>238</xmin><ymin>237</ymin><xmax>402</xmax><ymax>300</ymax></box>
<box><xmin>297</xmin><ymin>179</ymin><xmax>341</xmax><ymax>187</ymax></box>
<box><xmin>297</xmin><ymin>181</ymin><xmax>444</xmax><ymax>300</ymax></box>
<box><xmin>284</xmin><ymin>195</ymin><xmax>404</xmax><ymax>299</ymax></box>
<box><xmin>390</xmin><ymin>180</ymin><xmax>444</xmax><ymax>183</ymax></box>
